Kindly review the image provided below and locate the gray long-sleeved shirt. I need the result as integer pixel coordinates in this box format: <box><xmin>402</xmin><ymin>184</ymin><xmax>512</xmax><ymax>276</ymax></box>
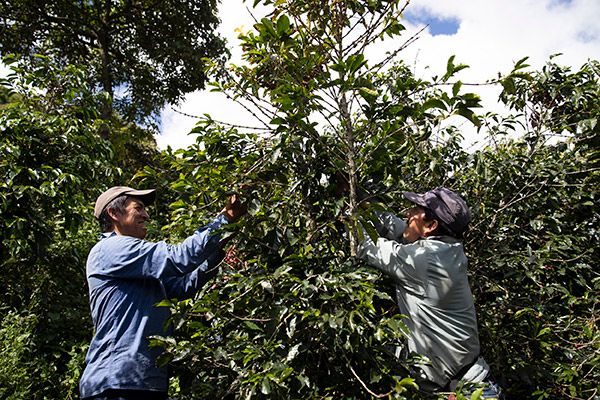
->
<box><xmin>79</xmin><ymin>214</ymin><xmax>228</xmax><ymax>399</ymax></box>
<box><xmin>357</xmin><ymin>212</ymin><xmax>488</xmax><ymax>391</ymax></box>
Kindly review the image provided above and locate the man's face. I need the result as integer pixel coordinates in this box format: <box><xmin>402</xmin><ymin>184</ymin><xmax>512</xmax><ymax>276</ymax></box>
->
<box><xmin>403</xmin><ymin>206</ymin><xmax>435</xmax><ymax>243</ymax></box>
<box><xmin>112</xmin><ymin>198</ymin><xmax>150</xmax><ymax>239</ymax></box>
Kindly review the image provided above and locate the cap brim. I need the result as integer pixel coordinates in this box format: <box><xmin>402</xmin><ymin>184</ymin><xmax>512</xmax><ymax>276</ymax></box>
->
<box><xmin>94</xmin><ymin>187</ymin><xmax>156</xmax><ymax>218</ymax></box>
<box><xmin>403</xmin><ymin>191</ymin><xmax>428</xmax><ymax>208</ymax></box>
<box><xmin>127</xmin><ymin>189</ymin><xmax>156</xmax><ymax>207</ymax></box>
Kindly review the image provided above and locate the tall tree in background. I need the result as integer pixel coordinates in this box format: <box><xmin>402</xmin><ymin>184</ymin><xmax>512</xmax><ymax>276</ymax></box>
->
<box><xmin>0</xmin><ymin>0</ymin><xmax>229</xmax><ymax>137</ymax></box>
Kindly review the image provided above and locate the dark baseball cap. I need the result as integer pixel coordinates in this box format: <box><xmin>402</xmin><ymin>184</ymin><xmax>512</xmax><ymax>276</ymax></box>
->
<box><xmin>94</xmin><ymin>186</ymin><xmax>156</xmax><ymax>218</ymax></box>
<box><xmin>402</xmin><ymin>187</ymin><xmax>471</xmax><ymax>235</ymax></box>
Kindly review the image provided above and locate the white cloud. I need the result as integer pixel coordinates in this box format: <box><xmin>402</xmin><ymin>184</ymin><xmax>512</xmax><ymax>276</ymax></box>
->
<box><xmin>156</xmin><ymin>0</ymin><xmax>600</xmax><ymax>150</ymax></box>
<box><xmin>391</xmin><ymin>0</ymin><xmax>600</xmax><ymax>148</ymax></box>
<box><xmin>157</xmin><ymin>90</ymin><xmax>259</xmax><ymax>150</ymax></box>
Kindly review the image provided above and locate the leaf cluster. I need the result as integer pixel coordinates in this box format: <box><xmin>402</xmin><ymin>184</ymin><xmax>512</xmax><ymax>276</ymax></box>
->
<box><xmin>147</xmin><ymin>54</ymin><xmax>600</xmax><ymax>400</ymax></box>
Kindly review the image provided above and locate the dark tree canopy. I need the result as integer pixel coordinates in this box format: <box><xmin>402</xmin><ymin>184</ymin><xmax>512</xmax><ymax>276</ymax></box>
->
<box><xmin>0</xmin><ymin>0</ymin><xmax>230</xmax><ymax>129</ymax></box>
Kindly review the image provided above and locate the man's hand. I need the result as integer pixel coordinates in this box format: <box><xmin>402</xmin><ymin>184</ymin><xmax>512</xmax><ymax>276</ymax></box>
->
<box><xmin>334</xmin><ymin>171</ymin><xmax>350</xmax><ymax>196</ymax></box>
<box><xmin>220</xmin><ymin>193</ymin><xmax>248</xmax><ymax>223</ymax></box>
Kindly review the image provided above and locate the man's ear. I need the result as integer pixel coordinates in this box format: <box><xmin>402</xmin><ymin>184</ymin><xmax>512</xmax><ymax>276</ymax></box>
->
<box><xmin>424</xmin><ymin>219</ymin><xmax>438</xmax><ymax>235</ymax></box>
<box><xmin>107</xmin><ymin>207</ymin><xmax>120</xmax><ymax>222</ymax></box>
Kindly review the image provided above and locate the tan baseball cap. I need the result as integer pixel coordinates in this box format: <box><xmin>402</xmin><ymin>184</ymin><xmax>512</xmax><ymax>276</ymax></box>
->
<box><xmin>94</xmin><ymin>186</ymin><xmax>156</xmax><ymax>218</ymax></box>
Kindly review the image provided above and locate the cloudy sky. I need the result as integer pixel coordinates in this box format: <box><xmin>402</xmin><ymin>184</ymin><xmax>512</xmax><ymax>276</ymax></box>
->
<box><xmin>156</xmin><ymin>0</ymin><xmax>600</xmax><ymax>150</ymax></box>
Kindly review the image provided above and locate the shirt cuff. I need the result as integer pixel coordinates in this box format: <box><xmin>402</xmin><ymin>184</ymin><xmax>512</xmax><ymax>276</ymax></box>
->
<box><xmin>215</xmin><ymin>213</ymin><xmax>229</xmax><ymax>225</ymax></box>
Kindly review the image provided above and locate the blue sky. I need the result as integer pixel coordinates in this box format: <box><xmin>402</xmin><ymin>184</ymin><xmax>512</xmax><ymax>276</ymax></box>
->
<box><xmin>404</xmin><ymin>12</ymin><xmax>461</xmax><ymax>36</ymax></box>
<box><xmin>427</xmin><ymin>17</ymin><xmax>461</xmax><ymax>36</ymax></box>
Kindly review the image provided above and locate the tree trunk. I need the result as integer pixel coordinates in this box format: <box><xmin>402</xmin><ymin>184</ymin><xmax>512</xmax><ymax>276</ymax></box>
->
<box><xmin>333</xmin><ymin>3</ymin><xmax>358</xmax><ymax>256</ymax></box>
<box><xmin>97</xmin><ymin>0</ymin><xmax>113</xmax><ymax>141</ymax></box>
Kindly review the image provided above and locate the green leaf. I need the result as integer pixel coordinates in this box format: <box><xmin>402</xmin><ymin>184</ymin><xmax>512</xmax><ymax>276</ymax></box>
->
<box><xmin>286</xmin><ymin>343</ymin><xmax>301</xmax><ymax>361</ymax></box>
<box><xmin>359</xmin><ymin>216</ymin><xmax>379</xmax><ymax>243</ymax></box>
<box><xmin>513</xmin><ymin>56</ymin><xmax>531</xmax><ymax>71</ymax></box>
<box><xmin>443</xmin><ymin>55</ymin><xmax>469</xmax><ymax>81</ymax></box>
<box><xmin>260</xmin><ymin>18</ymin><xmax>277</xmax><ymax>38</ymax></box>
<box><xmin>347</xmin><ymin>54</ymin><xmax>367</xmax><ymax>74</ymax></box>
<box><xmin>397</xmin><ymin>377</ymin><xmax>416</xmax><ymax>388</ymax></box>
<box><xmin>155</xmin><ymin>352</ymin><xmax>174</xmax><ymax>367</ymax></box>
<box><xmin>456</xmin><ymin>107</ymin><xmax>481</xmax><ymax>127</ymax></box>
<box><xmin>155</xmin><ymin>299</ymin><xmax>174</xmax><ymax>308</ymax></box>
<box><xmin>248</xmin><ymin>198</ymin><xmax>261</xmax><ymax>216</ymax></box>
<box><xmin>358</xmin><ymin>87</ymin><xmax>379</xmax><ymax>97</ymax></box>
<box><xmin>470</xmin><ymin>387</ymin><xmax>484</xmax><ymax>400</ymax></box>
<box><xmin>501</xmin><ymin>77</ymin><xmax>516</xmax><ymax>94</ymax></box>
<box><xmin>276</xmin><ymin>15</ymin><xmax>290</xmax><ymax>35</ymax></box>
<box><xmin>244</xmin><ymin>321</ymin><xmax>262</xmax><ymax>331</ymax></box>
<box><xmin>452</xmin><ymin>81</ymin><xmax>463</xmax><ymax>97</ymax></box>
<box><xmin>330</xmin><ymin>61</ymin><xmax>346</xmax><ymax>74</ymax></box>
<box><xmin>261</xmin><ymin>377</ymin><xmax>272</xmax><ymax>394</ymax></box>
<box><xmin>286</xmin><ymin>229</ymin><xmax>299</xmax><ymax>245</ymax></box>
<box><xmin>422</xmin><ymin>98</ymin><xmax>447</xmax><ymax>111</ymax></box>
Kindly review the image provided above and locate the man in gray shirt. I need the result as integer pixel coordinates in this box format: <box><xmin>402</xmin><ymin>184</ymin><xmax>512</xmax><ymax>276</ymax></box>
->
<box><xmin>357</xmin><ymin>187</ymin><xmax>503</xmax><ymax>398</ymax></box>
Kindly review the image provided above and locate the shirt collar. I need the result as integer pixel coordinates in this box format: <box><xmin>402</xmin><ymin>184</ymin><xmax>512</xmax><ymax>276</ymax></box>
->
<box><xmin>99</xmin><ymin>231</ymin><xmax>117</xmax><ymax>240</ymax></box>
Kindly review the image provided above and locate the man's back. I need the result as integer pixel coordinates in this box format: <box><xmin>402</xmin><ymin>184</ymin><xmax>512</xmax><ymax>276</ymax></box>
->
<box><xmin>81</xmin><ymin>233</ymin><xmax>173</xmax><ymax>398</ymax></box>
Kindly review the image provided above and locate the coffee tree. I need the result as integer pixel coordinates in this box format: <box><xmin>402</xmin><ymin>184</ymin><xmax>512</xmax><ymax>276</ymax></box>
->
<box><xmin>142</xmin><ymin>21</ymin><xmax>599</xmax><ymax>400</ymax></box>
<box><xmin>392</xmin><ymin>58</ymin><xmax>600</xmax><ymax>398</ymax></box>
<box><xmin>139</xmin><ymin>0</ymin><xmax>484</xmax><ymax>398</ymax></box>
<box><xmin>464</xmin><ymin>58</ymin><xmax>600</xmax><ymax>399</ymax></box>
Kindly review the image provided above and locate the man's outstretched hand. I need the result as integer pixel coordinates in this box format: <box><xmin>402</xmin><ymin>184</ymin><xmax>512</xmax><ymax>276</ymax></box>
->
<box><xmin>220</xmin><ymin>193</ymin><xmax>248</xmax><ymax>223</ymax></box>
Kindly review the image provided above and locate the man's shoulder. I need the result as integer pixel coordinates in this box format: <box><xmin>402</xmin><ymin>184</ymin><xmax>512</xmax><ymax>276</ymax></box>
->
<box><xmin>418</xmin><ymin>236</ymin><xmax>464</xmax><ymax>252</ymax></box>
<box><xmin>424</xmin><ymin>235</ymin><xmax>462</xmax><ymax>244</ymax></box>
<box><xmin>91</xmin><ymin>233</ymin><xmax>161</xmax><ymax>257</ymax></box>
<box><xmin>98</xmin><ymin>232</ymin><xmax>147</xmax><ymax>244</ymax></box>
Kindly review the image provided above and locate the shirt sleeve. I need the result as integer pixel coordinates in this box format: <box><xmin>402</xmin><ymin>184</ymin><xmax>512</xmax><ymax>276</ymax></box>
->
<box><xmin>88</xmin><ymin>214</ymin><xmax>229</xmax><ymax>281</ymax></box>
<box><xmin>372</xmin><ymin>211</ymin><xmax>407</xmax><ymax>240</ymax></box>
<box><xmin>357</xmin><ymin>214</ymin><xmax>428</xmax><ymax>294</ymax></box>
<box><xmin>161</xmin><ymin>247</ymin><xmax>225</xmax><ymax>299</ymax></box>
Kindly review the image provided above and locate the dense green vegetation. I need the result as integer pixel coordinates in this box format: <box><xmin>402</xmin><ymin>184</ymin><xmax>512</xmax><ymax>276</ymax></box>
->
<box><xmin>0</xmin><ymin>0</ymin><xmax>598</xmax><ymax>399</ymax></box>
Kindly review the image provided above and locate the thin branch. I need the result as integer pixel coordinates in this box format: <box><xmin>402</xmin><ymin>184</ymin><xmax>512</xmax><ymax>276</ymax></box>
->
<box><xmin>369</xmin><ymin>24</ymin><xmax>426</xmax><ymax>76</ymax></box>
<box><xmin>340</xmin><ymin>344</ymin><xmax>396</xmax><ymax>398</ymax></box>
<box><xmin>169</xmin><ymin>107</ymin><xmax>272</xmax><ymax>131</ymax></box>
<box><xmin>227</xmin><ymin>312</ymin><xmax>274</xmax><ymax>323</ymax></box>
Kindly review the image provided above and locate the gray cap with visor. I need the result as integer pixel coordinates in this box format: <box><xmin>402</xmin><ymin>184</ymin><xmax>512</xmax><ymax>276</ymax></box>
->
<box><xmin>402</xmin><ymin>187</ymin><xmax>471</xmax><ymax>236</ymax></box>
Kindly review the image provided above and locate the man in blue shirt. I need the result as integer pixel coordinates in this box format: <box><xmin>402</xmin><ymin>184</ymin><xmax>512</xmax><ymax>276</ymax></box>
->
<box><xmin>80</xmin><ymin>186</ymin><xmax>247</xmax><ymax>400</ymax></box>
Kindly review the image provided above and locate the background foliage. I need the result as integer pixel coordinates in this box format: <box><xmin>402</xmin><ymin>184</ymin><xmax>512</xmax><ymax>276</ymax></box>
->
<box><xmin>0</xmin><ymin>56</ymin><xmax>117</xmax><ymax>399</ymax></box>
<box><xmin>0</xmin><ymin>1</ymin><xmax>598</xmax><ymax>400</ymax></box>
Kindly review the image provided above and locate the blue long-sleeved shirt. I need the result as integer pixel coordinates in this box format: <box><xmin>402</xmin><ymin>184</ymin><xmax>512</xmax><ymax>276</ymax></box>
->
<box><xmin>79</xmin><ymin>214</ymin><xmax>228</xmax><ymax>398</ymax></box>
